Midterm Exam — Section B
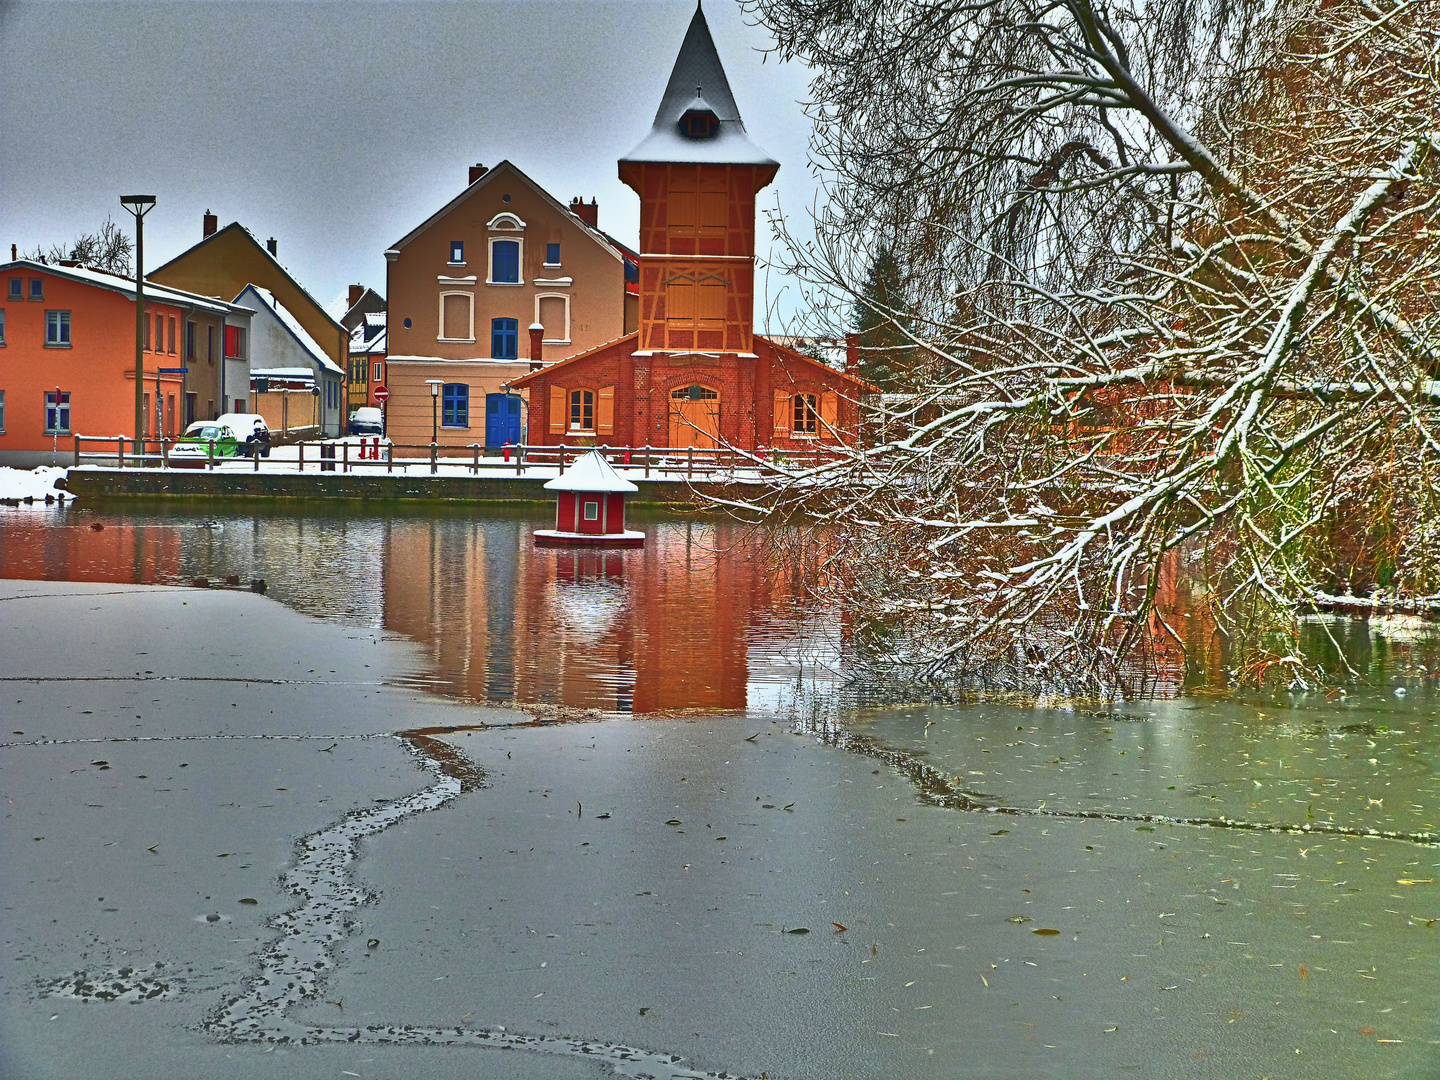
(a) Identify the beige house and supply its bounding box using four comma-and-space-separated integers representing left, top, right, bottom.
382, 160, 638, 449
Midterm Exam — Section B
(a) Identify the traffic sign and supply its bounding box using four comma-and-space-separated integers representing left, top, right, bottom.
372, 385, 390, 402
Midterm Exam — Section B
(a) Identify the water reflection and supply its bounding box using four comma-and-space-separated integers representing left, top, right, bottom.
0, 504, 841, 714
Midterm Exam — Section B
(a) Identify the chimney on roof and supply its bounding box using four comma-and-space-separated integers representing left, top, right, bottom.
267, 237, 278, 256
529, 323, 545, 370
846, 333, 860, 377
469, 163, 487, 186
569, 197, 599, 228
348, 284, 365, 309
10, 244, 15, 261
203, 210, 217, 238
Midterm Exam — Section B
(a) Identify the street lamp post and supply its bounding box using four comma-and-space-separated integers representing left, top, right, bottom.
426, 379, 444, 475
120, 196, 156, 459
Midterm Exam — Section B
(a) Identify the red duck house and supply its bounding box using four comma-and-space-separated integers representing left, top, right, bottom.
535, 450, 645, 548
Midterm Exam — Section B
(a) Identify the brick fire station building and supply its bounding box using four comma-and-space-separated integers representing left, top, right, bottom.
512, 3, 874, 450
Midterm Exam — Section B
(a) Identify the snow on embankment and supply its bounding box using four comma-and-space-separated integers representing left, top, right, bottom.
0, 466, 69, 501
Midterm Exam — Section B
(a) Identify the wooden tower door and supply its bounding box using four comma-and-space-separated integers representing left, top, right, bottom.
667, 384, 720, 449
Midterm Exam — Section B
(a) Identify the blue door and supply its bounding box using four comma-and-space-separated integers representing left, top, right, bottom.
485, 393, 523, 448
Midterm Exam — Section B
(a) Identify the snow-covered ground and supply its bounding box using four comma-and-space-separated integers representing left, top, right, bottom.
0, 466, 67, 500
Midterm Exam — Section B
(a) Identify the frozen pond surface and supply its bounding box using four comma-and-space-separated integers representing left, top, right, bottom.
0, 504, 1437, 1078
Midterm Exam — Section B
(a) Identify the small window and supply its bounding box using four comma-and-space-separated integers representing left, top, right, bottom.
583, 500, 599, 521
403, 317, 412, 329
373, 361, 383, 383
225, 325, 247, 359
168, 316, 176, 354
185, 321, 196, 359
492, 317, 518, 359
0, 390, 5, 432
545, 243, 560, 265
442, 383, 469, 427
450, 240, 465, 263
45, 310, 71, 346
0, 307, 5, 345
29, 278, 43, 301
569, 388, 594, 431
144, 314, 152, 351
6, 279, 20, 301
793, 393, 818, 434
490, 239, 521, 284
44, 390, 71, 434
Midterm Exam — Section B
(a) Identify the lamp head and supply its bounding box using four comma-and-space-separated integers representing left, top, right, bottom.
119, 195, 157, 217
426, 379, 444, 397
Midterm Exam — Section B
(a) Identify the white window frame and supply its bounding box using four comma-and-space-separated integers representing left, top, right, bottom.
487, 237, 524, 286
448, 240, 466, 265
535, 292, 571, 344
437, 290, 476, 343
373, 361, 383, 383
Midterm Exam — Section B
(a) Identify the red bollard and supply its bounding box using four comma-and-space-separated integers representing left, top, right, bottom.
503, 442, 511, 463
624, 449, 632, 465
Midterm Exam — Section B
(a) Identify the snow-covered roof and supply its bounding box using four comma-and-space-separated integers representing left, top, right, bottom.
237, 284, 344, 375
0, 259, 252, 317
544, 449, 639, 493
620, 3, 777, 167
363, 311, 387, 329
150, 223, 345, 339
384, 354, 531, 366
250, 367, 317, 384
349, 324, 387, 356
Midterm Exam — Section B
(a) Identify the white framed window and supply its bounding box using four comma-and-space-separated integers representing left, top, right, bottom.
46, 310, 71, 347
0, 390, 5, 432
535, 293, 570, 344
44, 390, 70, 434
0, 307, 6, 346
583, 500, 599, 521
438, 291, 475, 342
449, 240, 465, 264
373, 361, 383, 383
488, 237, 523, 285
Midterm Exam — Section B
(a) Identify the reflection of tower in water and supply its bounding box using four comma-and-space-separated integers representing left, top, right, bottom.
550, 550, 635, 712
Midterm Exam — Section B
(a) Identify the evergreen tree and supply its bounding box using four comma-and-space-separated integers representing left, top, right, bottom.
850, 246, 910, 391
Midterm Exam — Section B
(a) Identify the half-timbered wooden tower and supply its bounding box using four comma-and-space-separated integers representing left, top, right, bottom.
512, 2, 875, 451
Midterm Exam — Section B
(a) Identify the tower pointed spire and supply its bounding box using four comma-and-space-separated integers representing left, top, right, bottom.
620, 2, 776, 166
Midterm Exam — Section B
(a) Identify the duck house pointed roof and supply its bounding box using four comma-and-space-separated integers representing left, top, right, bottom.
620, 1, 777, 167
544, 450, 640, 493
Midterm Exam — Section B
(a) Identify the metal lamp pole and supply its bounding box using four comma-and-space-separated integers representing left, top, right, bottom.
426, 378, 444, 475
120, 195, 156, 460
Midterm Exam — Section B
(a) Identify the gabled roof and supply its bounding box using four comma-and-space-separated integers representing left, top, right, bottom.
388, 160, 628, 265
237, 284, 344, 375
509, 333, 639, 389
544, 449, 639, 493
620, 2, 777, 167
509, 331, 880, 395
0, 259, 252, 317
758, 334, 880, 394
341, 286, 385, 330
150, 222, 345, 337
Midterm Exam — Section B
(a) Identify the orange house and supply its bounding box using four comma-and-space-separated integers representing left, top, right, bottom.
512, 5, 875, 450
0, 260, 250, 466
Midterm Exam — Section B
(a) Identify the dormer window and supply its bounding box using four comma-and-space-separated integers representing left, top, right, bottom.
679, 108, 719, 139
678, 87, 720, 139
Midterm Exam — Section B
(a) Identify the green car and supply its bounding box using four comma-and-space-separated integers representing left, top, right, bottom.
170, 420, 244, 467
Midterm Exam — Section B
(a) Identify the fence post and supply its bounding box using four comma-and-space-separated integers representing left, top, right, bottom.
343, 441, 350, 475
516, 444, 524, 477
430, 441, 437, 475
298, 441, 304, 473
644, 444, 651, 478
207, 439, 215, 471
118, 436, 125, 471
473, 443, 479, 474
687, 446, 693, 478
387, 442, 394, 473
254, 441, 260, 471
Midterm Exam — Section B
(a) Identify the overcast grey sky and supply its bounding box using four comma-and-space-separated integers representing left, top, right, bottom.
0, 0, 820, 325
